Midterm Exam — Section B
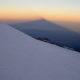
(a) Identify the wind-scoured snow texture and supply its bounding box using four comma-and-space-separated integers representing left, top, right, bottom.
0, 22, 80, 80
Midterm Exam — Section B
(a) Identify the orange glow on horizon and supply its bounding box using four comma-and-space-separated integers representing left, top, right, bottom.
0, 8, 80, 22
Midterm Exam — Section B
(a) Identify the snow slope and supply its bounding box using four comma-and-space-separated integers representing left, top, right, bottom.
0, 22, 80, 80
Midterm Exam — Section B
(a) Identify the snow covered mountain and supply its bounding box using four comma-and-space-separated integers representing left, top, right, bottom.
0, 22, 80, 80
11, 19, 80, 51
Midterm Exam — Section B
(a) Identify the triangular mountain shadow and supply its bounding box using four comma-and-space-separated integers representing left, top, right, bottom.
11, 19, 80, 52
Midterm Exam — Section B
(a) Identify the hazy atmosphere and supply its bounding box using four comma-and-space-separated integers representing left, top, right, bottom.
0, 0, 80, 32
0, 0, 80, 80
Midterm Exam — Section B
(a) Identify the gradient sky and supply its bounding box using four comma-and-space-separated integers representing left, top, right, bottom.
0, 0, 80, 32
0, 0, 80, 21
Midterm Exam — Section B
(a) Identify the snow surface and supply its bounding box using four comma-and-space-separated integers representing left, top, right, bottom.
0, 22, 80, 80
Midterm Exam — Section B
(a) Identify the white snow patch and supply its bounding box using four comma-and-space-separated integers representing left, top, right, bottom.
0, 22, 80, 80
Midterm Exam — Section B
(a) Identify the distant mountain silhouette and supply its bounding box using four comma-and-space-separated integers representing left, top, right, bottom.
11, 19, 80, 51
